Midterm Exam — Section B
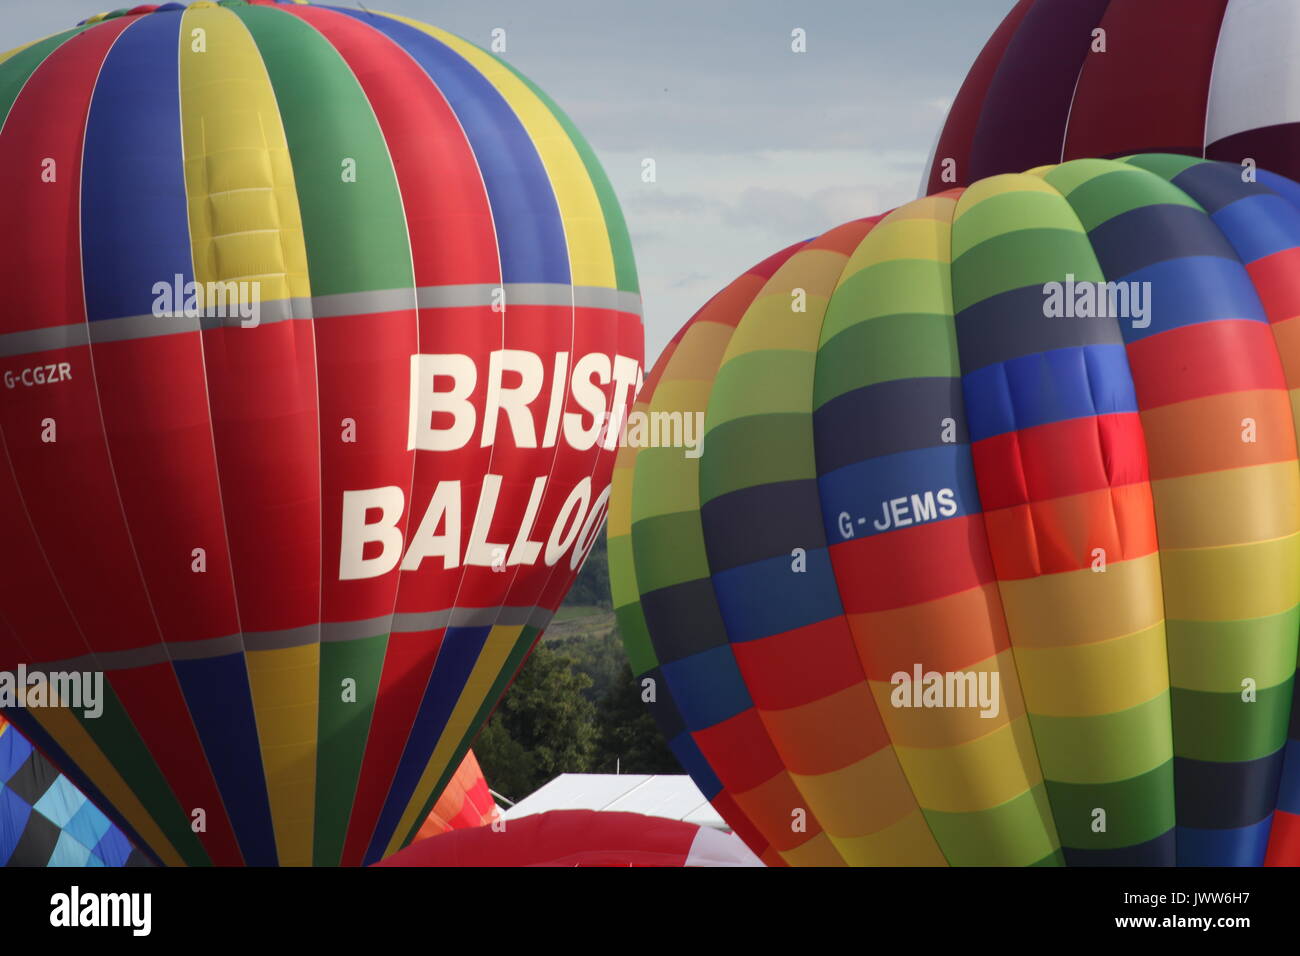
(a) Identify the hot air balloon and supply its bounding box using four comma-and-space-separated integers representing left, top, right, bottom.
925, 0, 1300, 194
1, 715, 148, 867
376, 809, 762, 867
610, 155, 1300, 866
416, 750, 501, 840
0, 0, 641, 866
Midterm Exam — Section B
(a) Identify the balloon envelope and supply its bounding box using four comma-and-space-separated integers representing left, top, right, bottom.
925, 0, 1300, 194
611, 156, 1300, 866
377, 809, 763, 867
0, 0, 640, 866
417, 750, 500, 839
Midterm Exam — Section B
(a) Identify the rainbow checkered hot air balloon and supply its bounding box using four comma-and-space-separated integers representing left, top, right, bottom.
611, 155, 1300, 867
0, 0, 641, 866
1, 716, 148, 867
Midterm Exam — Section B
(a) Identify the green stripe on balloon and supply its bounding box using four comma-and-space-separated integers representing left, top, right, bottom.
395, 623, 541, 851
232, 2, 415, 865
951, 173, 1177, 857
232, 3, 415, 297
496, 63, 639, 296
312, 633, 387, 866
1052, 156, 1299, 786
75, 683, 212, 865
0, 28, 88, 123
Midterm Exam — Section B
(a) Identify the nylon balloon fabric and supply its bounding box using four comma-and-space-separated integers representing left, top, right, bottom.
924, 0, 1300, 195
0, 0, 641, 866
376, 810, 763, 867
1, 716, 149, 867
416, 750, 500, 839
610, 156, 1300, 867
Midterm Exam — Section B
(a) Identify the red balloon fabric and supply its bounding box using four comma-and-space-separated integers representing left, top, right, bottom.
376, 810, 763, 867
417, 750, 500, 840
924, 0, 1300, 194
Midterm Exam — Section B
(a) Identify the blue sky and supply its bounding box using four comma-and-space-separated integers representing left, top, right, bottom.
5, 0, 1017, 360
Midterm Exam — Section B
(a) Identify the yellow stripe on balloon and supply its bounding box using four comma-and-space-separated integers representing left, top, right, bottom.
244, 643, 319, 866
1151, 462, 1300, 548
385, 623, 523, 856
378, 12, 616, 292
828, 808, 949, 866
950, 174, 1063, 258
787, 745, 920, 841
869, 648, 1026, 749
179, 2, 316, 865
1159, 531, 1300, 621
659, 321, 738, 381
179, 4, 310, 306
997, 553, 1164, 648
778, 831, 848, 866
1010, 622, 1169, 717
894, 714, 1044, 814
717, 251, 849, 363
844, 216, 954, 273
0, 38, 43, 66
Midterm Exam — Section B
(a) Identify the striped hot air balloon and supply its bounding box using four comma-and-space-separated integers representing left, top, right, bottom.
0, 0, 641, 866
924, 0, 1300, 195
611, 155, 1300, 867
416, 749, 500, 840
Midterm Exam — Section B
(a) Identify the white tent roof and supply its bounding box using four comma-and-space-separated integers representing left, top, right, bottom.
502, 774, 728, 830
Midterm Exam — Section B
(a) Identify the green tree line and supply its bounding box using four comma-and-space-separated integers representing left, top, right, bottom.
474, 536, 681, 801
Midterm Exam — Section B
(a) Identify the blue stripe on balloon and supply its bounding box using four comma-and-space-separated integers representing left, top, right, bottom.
668, 732, 723, 799
173, 654, 278, 865
1176, 818, 1274, 867
1168, 159, 1268, 214
80, 10, 191, 322
1210, 194, 1300, 264
710, 549, 843, 642
332, 8, 570, 285
1277, 740, 1300, 815
954, 284, 1126, 372
962, 344, 1138, 441
1257, 168, 1300, 214
1114, 256, 1266, 342
1060, 829, 1175, 866
660, 645, 753, 730
364, 624, 491, 865
816, 444, 981, 544
1088, 203, 1237, 279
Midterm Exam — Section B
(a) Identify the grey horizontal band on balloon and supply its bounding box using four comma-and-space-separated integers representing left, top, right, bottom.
0, 284, 642, 359
29, 604, 555, 672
